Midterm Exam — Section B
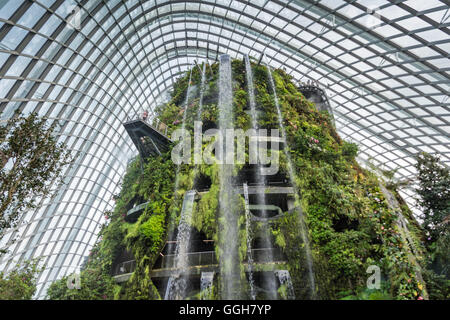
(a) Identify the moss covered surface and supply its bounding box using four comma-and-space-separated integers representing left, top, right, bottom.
47, 59, 429, 300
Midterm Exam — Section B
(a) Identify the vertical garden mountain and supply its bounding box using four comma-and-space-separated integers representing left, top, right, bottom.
47, 58, 431, 300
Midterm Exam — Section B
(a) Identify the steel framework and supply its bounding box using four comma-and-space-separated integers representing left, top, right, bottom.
0, 0, 448, 298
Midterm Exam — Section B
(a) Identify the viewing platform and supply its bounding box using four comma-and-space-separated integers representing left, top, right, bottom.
298, 82, 334, 120
112, 248, 287, 283
123, 115, 172, 159
234, 186, 294, 195
125, 201, 150, 223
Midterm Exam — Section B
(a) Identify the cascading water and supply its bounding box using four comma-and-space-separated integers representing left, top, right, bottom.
172, 68, 193, 193
197, 62, 207, 121
244, 54, 278, 299
164, 69, 194, 299
218, 54, 241, 299
200, 272, 215, 300
164, 277, 175, 300
245, 54, 258, 130
265, 56, 316, 298
164, 190, 196, 300
275, 270, 296, 300
243, 183, 256, 300
194, 62, 207, 167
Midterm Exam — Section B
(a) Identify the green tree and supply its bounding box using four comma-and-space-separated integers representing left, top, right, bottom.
415, 152, 449, 244
415, 152, 449, 299
0, 113, 71, 252
46, 266, 117, 300
0, 260, 41, 299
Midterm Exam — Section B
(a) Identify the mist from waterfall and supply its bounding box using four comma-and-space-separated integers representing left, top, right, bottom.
243, 183, 256, 300
265, 57, 316, 299
200, 272, 215, 300
244, 54, 278, 299
197, 62, 207, 122
275, 270, 296, 300
218, 54, 242, 299
164, 190, 196, 300
164, 69, 194, 299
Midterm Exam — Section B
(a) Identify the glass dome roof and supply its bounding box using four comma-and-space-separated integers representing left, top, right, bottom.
0, 0, 448, 298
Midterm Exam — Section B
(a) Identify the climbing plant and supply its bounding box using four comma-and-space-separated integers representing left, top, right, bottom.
46, 59, 440, 300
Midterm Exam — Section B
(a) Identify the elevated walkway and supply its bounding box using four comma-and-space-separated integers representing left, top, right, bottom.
112, 248, 287, 283
123, 116, 172, 159
152, 248, 286, 278
125, 201, 150, 223
235, 186, 294, 195
298, 83, 334, 123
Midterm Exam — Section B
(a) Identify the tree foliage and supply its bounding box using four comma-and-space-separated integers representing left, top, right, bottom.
0, 260, 41, 299
415, 152, 449, 297
46, 266, 117, 300
415, 152, 449, 243
0, 113, 71, 250
46, 60, 441, 300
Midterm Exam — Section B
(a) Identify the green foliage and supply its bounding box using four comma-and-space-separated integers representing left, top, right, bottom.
414, 152, 449, 298
47, 266, 116, 300
255, 63, 430, 300
45, 59, 439, 301
338, 282, 392, 300
422, 268, 450, 300
192, 183, 219, 238
0, 113, 71, 251
0, 260, 41, 300
47, 152, 176, 300
272, 227, 286, 249
138, 213, 165, 254
341, 141, 358, 159
415, 152, 449, 244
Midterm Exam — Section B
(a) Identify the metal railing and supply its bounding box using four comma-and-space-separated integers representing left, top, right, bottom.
124, 112, 169, 137
157, 248, 286, 269
114, 248, 286, 275
252, 248, 285, 262
113, 259, 136, 276
160, 251, 217, 269
126, 201, 150, 218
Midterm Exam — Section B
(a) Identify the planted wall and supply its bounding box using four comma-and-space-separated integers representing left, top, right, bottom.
47, 59, 428, 300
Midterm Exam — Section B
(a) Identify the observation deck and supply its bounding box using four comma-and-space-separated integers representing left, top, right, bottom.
112, 248, 287, 283
125, 201, 150, 223
298, 82, 334, 123
123, 115, 172, 159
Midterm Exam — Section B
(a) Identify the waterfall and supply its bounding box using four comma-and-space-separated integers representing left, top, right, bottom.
193, 63, 207, 168
378, 183, 429, 299
164, 276, 175, 300
164, 190, 196, 300
243, 183, 256, 300
218, 54, 241, 299
265, 57, 316, 299
275, 270, 296, 300
172, 68, 193, 192
197, 62, 207, 122
200, 272, 215, 300
163, 68, 195, 297
244, 54, 278, 299
244, 54, 258, 130
166, 68, 194, 264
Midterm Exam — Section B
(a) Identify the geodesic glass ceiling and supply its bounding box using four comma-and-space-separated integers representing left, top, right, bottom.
0, 0, 448, 298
